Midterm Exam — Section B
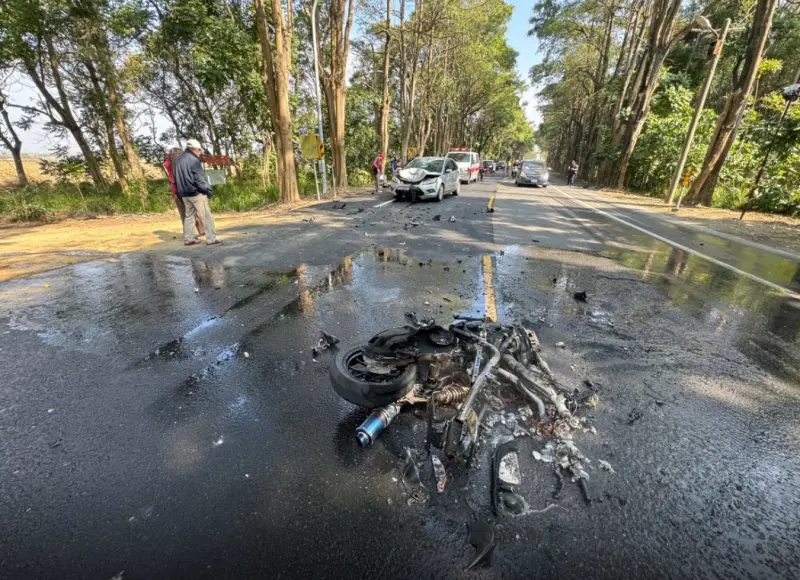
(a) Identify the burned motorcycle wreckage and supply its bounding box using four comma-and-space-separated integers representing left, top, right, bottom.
329, 312, 573, 458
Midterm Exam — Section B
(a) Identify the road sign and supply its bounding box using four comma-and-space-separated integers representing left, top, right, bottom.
682, 166, 692, 187
301, 135, 323, 160
200, 155, 233, 166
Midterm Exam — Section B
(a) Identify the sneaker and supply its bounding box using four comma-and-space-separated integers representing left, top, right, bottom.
184, 240, 201, 246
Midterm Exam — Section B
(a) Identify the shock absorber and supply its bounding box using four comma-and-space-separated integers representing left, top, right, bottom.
434, 385, 469, 405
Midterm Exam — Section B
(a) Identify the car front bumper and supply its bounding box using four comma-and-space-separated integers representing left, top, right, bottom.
517, 174, 548, 185
393, 183, 439, 200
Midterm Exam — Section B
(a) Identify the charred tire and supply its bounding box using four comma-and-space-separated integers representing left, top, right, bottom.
330, 345, 417, 408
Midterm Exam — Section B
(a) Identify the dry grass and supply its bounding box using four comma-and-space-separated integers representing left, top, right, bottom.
0, 157, 51, 186
0, 156, 163, 187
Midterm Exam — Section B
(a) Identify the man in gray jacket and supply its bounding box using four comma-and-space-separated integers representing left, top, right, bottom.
173, 139, 221, 246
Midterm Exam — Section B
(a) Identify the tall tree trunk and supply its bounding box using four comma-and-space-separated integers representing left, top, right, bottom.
684, 0, 779, 206
317, 0, 355, 187
378, 0, 391, 171
22, 37, 107, 188
0, 93, 28, 187
613, 0, 689, 189
254, 0, 299, 202
85, 60, 128, 189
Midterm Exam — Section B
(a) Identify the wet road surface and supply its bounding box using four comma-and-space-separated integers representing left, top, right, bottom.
2, 175, 800, 579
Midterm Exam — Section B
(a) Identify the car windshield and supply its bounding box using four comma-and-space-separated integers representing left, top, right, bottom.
523, 161, 545, 171
406, 157, 444, 173
447, 153, 471, 162
483, 161, 493, 167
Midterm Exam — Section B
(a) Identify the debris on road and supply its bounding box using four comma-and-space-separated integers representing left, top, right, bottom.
302, 216, 316, 223
599, 459, 615, 473
431, 455, 447, 492
449, 216, 456, 222
432, 214, 441, 221
319, 330, 340, 350
573, 291, 588, 302
465, 519, 496, 570
555, 341, 565, 348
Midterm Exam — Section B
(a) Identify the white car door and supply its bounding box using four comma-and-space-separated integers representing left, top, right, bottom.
447, 160, 457, 192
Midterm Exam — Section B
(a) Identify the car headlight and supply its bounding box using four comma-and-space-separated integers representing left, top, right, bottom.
420, 177, 438, 185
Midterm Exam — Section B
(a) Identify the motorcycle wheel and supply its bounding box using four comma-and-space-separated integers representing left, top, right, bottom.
329, 345, 417, 408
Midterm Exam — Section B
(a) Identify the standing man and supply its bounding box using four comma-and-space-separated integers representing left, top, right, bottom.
372, 152, 385, 194
567, 159, 579, 186
391, 155, 399, 174
174, 139, 221, 246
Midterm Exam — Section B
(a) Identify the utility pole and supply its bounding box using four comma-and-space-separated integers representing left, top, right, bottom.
666, 18, 731, 206
739, 64, 800, 220
311, 0, 328, 197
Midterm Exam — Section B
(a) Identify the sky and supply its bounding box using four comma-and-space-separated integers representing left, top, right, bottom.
506, 0, 544, 128
5, 0, 543, 155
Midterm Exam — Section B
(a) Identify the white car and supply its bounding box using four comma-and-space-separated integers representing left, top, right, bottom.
391, 157, 460, 202
446, 150, 481, 184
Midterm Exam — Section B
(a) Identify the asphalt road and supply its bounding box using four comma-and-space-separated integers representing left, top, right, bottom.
2, 174, 799, 579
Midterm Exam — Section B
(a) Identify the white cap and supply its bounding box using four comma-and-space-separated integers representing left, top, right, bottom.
186, 139, 202, 149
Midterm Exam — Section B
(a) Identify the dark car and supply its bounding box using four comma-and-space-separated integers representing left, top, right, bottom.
515, 160, 549, 187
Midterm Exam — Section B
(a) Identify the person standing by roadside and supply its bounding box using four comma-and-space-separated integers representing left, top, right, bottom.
391, 155, 399, 174
567, 159, 579, 186
174, 139, 221, 246
163, 147, 205, 238
372, 152, 385, 194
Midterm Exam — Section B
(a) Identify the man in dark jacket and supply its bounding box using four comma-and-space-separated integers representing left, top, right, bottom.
173, 139, 221, 246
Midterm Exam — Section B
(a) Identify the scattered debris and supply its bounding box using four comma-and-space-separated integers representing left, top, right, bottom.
532, 239, 540, 243
432, 214, 441, 221
498, 448, 522, 486
627, 409, 643, 424
465, 519, 495, 570
243, 351, 250, 359
405, 217, 423, 230
555, 341, 565, 348
333, 202, 347, 209
302, 216, 316, 223
398, 447, 428, 505
193, 287, 200, 293
449, 216, 456, 222
49, 438, 62, 448
599, 460, 616, 473
319, 330, 340, 350
431, 455, 447, 492
108, 572, 125, 580
573, 291, 588, 302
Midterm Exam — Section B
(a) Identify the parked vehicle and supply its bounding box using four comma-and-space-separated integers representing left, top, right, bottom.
496, 161, 506, 171
515, 160, 549, 187
482, 160, 495, 174
390, 157, 460, 202
446, 149, 481, 184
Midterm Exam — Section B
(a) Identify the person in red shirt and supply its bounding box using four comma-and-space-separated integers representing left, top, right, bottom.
163, 147, 205, 237
372, 153, 385, 194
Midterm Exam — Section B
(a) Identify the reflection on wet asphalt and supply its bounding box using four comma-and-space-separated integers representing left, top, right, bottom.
1, 235, 800, 578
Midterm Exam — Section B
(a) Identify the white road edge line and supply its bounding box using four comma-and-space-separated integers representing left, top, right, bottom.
550, 184, 800, 299
374, 198, 394, 208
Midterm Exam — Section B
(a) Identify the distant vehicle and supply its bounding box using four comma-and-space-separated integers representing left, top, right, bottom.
390, 156, 460, 202
482, 160, 495, 173
446, 149, 481, 183
515, 160, 549, 187
497, 161, 506, 170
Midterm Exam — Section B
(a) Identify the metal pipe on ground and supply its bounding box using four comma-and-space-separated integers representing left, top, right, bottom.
502, 354, 570, 417
496, 368, 546, 420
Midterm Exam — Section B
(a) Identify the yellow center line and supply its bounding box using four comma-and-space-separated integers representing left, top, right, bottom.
481, 255, 498, 322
